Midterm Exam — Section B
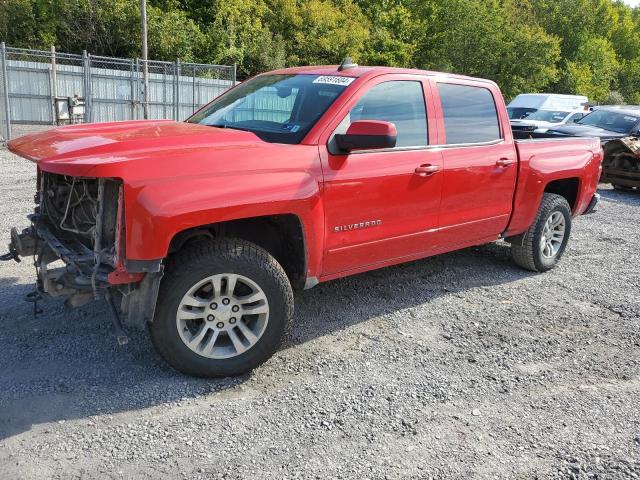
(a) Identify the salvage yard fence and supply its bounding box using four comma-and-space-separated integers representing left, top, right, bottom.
0, 43, 236, 141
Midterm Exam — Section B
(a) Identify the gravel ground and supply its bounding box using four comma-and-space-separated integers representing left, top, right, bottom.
1, 127, 639, 479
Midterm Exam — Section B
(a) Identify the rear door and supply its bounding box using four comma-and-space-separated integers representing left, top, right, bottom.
318, 75, 443, 275
431, 80, 518, 245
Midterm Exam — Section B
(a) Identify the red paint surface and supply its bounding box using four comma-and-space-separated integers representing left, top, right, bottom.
8, 66, 601, 285
345, 120, 397, 137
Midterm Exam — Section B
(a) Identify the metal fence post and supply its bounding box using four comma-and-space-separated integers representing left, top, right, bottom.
232, 63, 237, 86
50, 46, 57, 125
0, 42, 11, 140
175, 58, 181, 121
191, 65, 196, 113
130, 59, 136, 120
83, 50, 92, 123
135, 58, 141, 120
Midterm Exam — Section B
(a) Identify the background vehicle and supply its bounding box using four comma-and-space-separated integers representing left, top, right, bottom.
510, 108, 586, 134
5, 64, 602, 377
515, 106, 640, 190
507, 94, 588, 120
544, 107, 640, 142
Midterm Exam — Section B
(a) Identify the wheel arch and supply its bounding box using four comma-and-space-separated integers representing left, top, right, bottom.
167, 214, 309, 290
543, 177, 580, 212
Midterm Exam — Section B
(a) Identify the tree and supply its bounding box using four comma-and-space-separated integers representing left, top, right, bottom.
412, 0, 560, 98
1, 0, 640, 100
355, 0, 425, 67
560, 37, 619, 102
147, 5, 205, 62
267, 0, 370, 67
618, 59, 640, 104
204, 0, 286, 77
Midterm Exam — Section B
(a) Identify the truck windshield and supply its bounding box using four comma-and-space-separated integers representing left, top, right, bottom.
188, 74, 353, 144
525, 110, 570, 122
577, 110, 640, 134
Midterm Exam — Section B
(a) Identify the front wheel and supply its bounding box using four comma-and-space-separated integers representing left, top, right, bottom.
150, 238, 294, 377
510, 193, 572, 272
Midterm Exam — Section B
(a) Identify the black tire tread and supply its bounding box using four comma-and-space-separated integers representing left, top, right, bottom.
511, 193, 571, 272
151, 237, 293, 377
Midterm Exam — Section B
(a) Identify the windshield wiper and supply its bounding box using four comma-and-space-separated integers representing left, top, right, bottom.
208, 123, 253, 133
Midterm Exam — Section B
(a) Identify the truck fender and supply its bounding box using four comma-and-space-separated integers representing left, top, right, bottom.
122, 171, 325, 280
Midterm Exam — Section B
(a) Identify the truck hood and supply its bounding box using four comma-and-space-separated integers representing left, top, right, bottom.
545, 124, 628, 142
7, 120, 278, 177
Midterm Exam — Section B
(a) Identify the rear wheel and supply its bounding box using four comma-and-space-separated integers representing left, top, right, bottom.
151, 238, 293, 377
510, 193, 572, 272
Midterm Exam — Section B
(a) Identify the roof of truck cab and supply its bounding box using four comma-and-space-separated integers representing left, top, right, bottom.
265, 65, 498, 86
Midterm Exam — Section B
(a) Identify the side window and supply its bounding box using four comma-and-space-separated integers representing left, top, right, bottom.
437, 83, 501, 144
342, 81, 428, 148
567, 112, 584, 123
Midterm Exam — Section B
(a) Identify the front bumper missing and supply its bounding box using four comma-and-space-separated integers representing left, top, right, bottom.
5, 218, 163, 328
7, 219, 112, 299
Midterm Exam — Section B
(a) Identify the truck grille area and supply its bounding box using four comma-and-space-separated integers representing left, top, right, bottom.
40, 172, 121, 266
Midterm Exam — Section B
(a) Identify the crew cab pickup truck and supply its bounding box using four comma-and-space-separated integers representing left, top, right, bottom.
4, 63, 602, 377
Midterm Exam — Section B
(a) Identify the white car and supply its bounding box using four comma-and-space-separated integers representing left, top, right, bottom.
507, 93, 588, 120
510, 108, 588, 134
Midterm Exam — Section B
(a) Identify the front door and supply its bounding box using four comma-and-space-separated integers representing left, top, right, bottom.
319, 76, 443, 276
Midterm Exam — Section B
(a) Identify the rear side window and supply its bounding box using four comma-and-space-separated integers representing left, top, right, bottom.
348, 81, 428, 148
437, 83, 501, 144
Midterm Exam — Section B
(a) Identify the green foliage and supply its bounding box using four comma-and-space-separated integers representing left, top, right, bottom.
413, 0, 560, 98
147, 5, 205, 62
3, 0, 640, 103
604, 90, 625, 105
619, 60, 640, 104
560, 37, 619, 102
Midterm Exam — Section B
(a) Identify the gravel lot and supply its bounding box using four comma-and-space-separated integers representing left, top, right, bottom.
1, 127, 639, 479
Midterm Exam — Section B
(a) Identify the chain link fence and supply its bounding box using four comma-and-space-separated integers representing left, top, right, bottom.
0, 43, 236, 141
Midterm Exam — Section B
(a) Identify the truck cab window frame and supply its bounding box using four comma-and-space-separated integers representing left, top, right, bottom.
437, 83, 502, 145
329, 80, 429, 154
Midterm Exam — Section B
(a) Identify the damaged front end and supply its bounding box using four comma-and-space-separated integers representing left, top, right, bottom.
602, 137, 640, 189
4, 171, 162, 343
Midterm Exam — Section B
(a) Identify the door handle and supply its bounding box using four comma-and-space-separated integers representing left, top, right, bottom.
496, 158, 516, 167
414, 164, 440, 176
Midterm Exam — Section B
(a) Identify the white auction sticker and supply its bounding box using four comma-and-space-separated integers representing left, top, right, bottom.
312, 76, 356, 86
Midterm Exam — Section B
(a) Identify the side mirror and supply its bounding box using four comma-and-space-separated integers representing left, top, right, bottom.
334, 120, 397, 152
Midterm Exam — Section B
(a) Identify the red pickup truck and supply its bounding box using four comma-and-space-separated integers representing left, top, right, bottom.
5, 63, 601, 377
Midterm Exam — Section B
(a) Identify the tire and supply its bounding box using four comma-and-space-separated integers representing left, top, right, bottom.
612, 183, 634, 191
150, 238, 294, 377
510, 193, 572, 273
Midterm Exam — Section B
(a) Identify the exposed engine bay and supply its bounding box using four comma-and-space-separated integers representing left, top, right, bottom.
2, 172, 125, 319
4, 171, 163, 341
41, 172, 120, 260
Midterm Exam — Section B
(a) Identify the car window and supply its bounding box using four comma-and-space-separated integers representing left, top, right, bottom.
339, 81, 428, 148
438, 83, 501, 144
576, 110, 640, 134
566, 112, 584, 123
526, 110, 570, 122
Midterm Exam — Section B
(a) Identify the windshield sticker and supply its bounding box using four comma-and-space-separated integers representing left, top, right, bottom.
281, 123, 301, 133
313, 76, 355, 86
